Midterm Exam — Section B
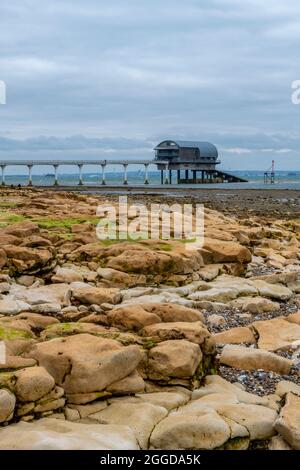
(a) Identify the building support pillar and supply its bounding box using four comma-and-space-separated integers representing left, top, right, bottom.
1, 165, 6, 186
201, 170, 204, 183
123, 164, 128, 185
164, 164, 169, 184
144, 164, 149, 184
160, 170, 164, 185
101, 164, 106, 185
53, 165, 59, 186
192, 170, 196, 182
28, 165, 33, 186
177, 170, 180, 184
78, 164, 83, 186
169, 169, 172, 184
185, 169, 189, 181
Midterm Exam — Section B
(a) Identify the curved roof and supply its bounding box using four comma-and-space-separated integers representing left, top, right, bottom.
155, 140, 218, 159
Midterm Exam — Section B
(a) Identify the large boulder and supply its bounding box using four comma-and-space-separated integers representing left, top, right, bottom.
26, 334, 143, 396
147, 340, 202, 381
3, 245, 54, 275
203, 239, 251, 264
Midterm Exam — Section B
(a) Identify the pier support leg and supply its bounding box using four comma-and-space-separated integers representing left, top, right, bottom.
123, 164, 128, 185
78, 164, 83, 186
201, 171, 204, 183
101, 164, 106, 185
160, 170, 164, 185
177, 170, 180, 184
185, 169, 189, 182
54, 165, 59, 186
144, 164, 149, 184
1, 165, 6, 186
165, 165, 169, 184
169, 170, 172, 184
28, 165, 33, 186
192, 170, 196, 182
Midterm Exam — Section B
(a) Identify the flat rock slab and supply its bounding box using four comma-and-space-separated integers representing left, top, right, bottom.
0, 418, 139, 450
88, 401, 167, 449
220, 344, 292, 374
252, 317, 300, 351
213, 327, 256, 345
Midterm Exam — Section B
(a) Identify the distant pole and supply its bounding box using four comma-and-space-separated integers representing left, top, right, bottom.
1, 165, 6, 186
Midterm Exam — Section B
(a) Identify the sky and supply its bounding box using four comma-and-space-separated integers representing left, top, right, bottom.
0, 0, 300, 170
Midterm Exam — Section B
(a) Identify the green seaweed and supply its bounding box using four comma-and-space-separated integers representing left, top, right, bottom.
0, 325, 32, 340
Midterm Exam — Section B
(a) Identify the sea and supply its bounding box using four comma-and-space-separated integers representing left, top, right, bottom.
2, 170, 300, 190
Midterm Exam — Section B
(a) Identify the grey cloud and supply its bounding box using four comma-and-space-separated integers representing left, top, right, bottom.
0, 0, 299, 169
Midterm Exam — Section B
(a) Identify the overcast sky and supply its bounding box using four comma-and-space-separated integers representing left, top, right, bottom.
0, 0, 300, 170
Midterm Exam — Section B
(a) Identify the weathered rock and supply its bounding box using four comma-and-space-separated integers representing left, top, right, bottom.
252, 317, 300, 351
0, 248, 8, 268
141, 321, 210, 345
72, 287, 121, 306
203, 239, 251, 264
286, 311, 300, 325
3, 245, 54, 275
269, 435, 292, 450
141, 303, 205, 323
220, 345, 292, 374
217, 403, 277, 440
15, 366, 55, 402
134, 391, 189, 411
106, 305, 161, 331
17, 284, 71, 307
214, 327, 256, 345
275, 380, 300, 397
207, 314, 226, 327
26, 334, 143, 395
150, 410, 230, 450
251, 280, 293, 301
106, 371, 145, 395
90, 402, 167, 449
0, 418, 139, 449
275, 393, 300, 449
0, 299, 31, 316
51, 267, 84, 284
147, 340, 202, 381
231, 296, 280, 314
0, 389, 16, 423
192, 376, 270, 407
14, 312, 59, 330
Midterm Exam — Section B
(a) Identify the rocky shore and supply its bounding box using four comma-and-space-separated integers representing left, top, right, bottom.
0, 187, 299, 450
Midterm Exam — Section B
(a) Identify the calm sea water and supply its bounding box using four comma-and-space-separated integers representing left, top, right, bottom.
3, 170, 300, 190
